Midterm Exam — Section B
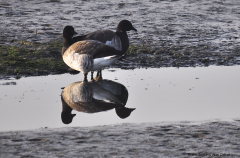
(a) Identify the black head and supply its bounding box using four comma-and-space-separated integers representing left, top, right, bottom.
61, 112, 76, 124
61, 94, 76, 124
63, 25, 78, 38
115, 107, 136, 119
117, 20, 137, 32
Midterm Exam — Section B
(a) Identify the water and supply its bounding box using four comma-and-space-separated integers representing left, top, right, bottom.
0, 66, 240, 131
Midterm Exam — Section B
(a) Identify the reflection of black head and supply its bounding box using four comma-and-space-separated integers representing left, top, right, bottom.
61, 112, 76, 124
115, 107, 135, 119
61, 95, 76, 124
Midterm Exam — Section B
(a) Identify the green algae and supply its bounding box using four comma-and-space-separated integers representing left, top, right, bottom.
0, 40, 157, 77
126, 45, 154, 54
0, 43, 69, 77
1, 39, 236, 78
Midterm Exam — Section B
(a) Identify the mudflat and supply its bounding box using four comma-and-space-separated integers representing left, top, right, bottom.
1, 121, 240, 157
1, 0, 240, 77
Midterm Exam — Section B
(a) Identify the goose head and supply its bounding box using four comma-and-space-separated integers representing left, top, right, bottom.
115, 107, 136, 119
116, 20, 137, 32
63, 25, 78, 39
62, 26, 78, 55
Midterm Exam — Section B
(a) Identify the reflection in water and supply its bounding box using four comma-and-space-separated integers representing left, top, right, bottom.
61, 76, 135, 124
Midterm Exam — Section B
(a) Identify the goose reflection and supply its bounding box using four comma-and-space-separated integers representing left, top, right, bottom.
61, 76, 135, 124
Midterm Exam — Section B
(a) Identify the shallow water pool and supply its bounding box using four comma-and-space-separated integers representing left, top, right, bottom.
0, 66, 240, 131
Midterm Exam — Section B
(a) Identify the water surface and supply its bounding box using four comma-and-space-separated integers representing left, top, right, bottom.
0, 66, 240, 131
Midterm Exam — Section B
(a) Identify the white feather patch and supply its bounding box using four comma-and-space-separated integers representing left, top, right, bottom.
105, 36, 122, 51
91, 55, 122, 71
91, 84, 122, 104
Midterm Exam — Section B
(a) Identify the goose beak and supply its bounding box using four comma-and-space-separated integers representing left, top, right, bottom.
72, 113, 76, 117
132, 27, 137, 32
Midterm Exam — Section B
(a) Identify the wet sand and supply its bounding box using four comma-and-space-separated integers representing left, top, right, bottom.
1, 120, 240, 157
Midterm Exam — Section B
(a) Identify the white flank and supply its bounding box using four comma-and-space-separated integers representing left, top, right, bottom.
92, 84, 122, 105
91, 55, 122, 71
63, 49, 93, 74
98, 80, 122, 95
105, 36, 122, 51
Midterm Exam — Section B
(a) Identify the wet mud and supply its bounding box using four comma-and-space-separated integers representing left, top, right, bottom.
1, 121, 240, 157
1, 0, 240, 77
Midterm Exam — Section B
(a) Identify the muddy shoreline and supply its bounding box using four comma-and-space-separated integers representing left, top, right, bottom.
1, 0, 240, 79
1, 120, 240, 157
1, 36, 240, 80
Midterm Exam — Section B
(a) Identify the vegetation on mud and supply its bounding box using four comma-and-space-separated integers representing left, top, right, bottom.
0, 41, 69, 77
0, 41, 156, 77
1, 39, 240, 78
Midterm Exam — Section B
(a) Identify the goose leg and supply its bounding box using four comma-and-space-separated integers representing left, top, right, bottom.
91, 71, 94, 80
96, 70, 102, 77
84, 73, 88, 82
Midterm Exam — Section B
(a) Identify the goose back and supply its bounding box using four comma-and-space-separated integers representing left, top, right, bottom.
73, 30, 123, 51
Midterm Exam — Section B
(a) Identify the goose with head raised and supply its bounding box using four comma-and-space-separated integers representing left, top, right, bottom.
73, 20, 137, 52
73, 20, 137, 78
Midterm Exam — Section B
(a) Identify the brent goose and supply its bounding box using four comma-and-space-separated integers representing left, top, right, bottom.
62, 26, 124, 81
61, 77, 135, 124
73, 20, 137, 52
73, 20, 137, 78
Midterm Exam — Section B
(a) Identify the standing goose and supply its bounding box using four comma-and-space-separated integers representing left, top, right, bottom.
73, 20, 137, 52
62, 26, 124, 81
73, 20, 137, 78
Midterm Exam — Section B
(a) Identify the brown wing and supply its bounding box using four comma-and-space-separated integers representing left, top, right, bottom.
68, 40, 124, 59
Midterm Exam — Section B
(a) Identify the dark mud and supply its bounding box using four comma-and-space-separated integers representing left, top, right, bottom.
1, 0, 240, 78
1, 121, 240, 157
